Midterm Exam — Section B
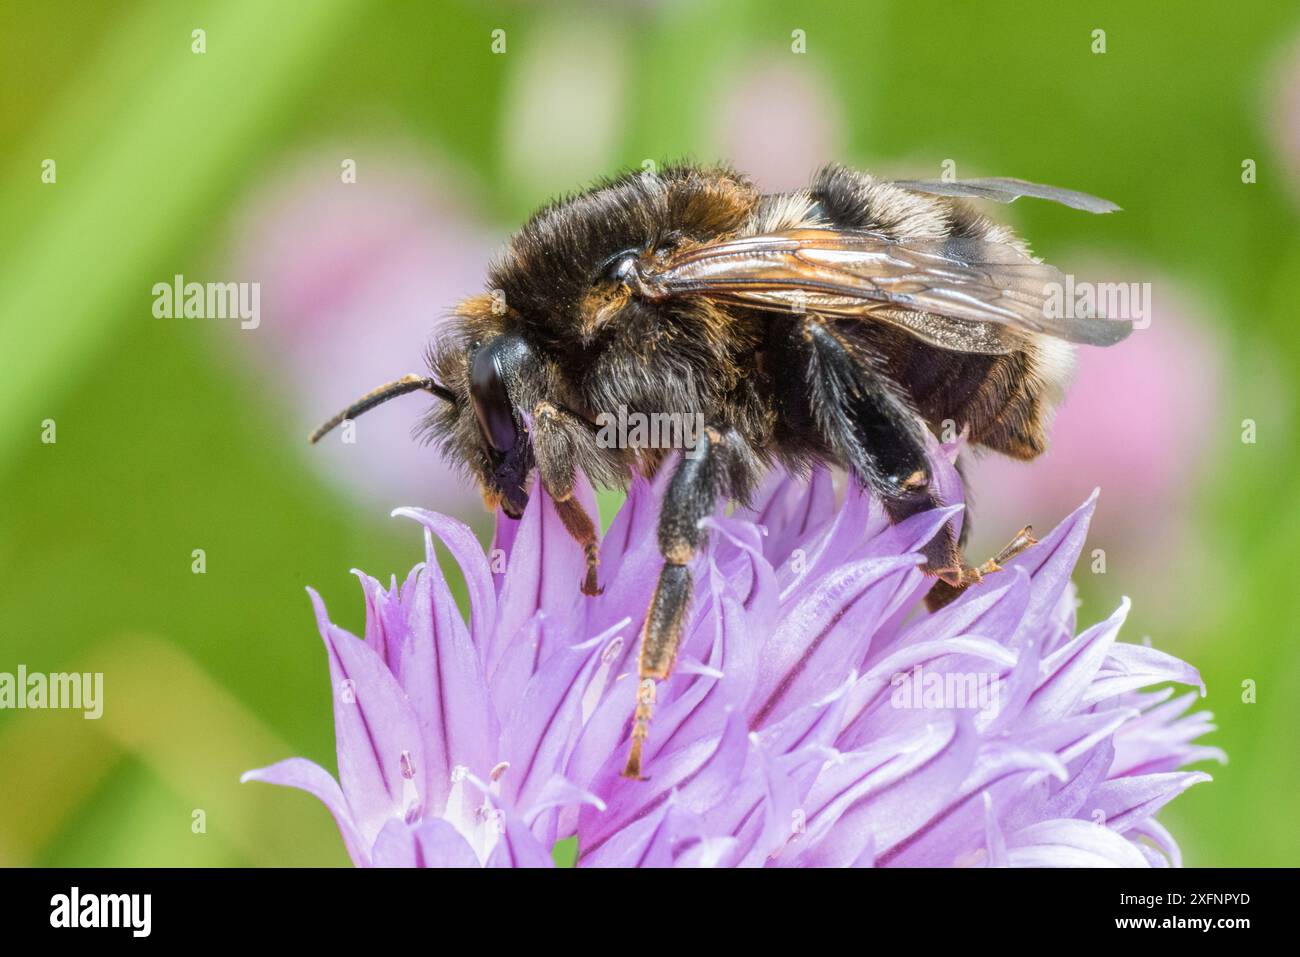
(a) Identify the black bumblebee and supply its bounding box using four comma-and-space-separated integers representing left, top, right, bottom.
311, 163, 1131, 778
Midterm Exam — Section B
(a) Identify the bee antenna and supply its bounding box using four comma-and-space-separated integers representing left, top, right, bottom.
308, 374, 455, 444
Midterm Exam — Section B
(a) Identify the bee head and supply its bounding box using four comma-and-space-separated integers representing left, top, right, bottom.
418, 164, 762, 515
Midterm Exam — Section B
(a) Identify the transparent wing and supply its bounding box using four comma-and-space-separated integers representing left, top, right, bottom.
638, 229, 1132, 349
891, 177, 1120, 214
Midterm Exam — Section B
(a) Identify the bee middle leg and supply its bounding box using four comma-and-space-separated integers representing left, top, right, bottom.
622, 425, 732, 780
531, 400, 603, 596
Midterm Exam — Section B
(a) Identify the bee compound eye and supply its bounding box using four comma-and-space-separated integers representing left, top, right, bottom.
599, 249, 640, 286
469, 342, 519, 453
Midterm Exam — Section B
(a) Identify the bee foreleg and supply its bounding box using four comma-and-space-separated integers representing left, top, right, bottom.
623, 426, 729, 780
532, 400, 603, 596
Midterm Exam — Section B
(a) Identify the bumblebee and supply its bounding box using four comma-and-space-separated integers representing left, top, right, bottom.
311, 163, 1130, 778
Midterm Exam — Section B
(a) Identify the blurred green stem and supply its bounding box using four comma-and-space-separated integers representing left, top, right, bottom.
0, 0, 359, 471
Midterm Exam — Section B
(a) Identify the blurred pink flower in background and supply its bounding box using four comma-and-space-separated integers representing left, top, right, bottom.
714, 59, 843, 193
498, 17, 624, 200
1272, 33, 1300, 204
228, 149, 496, 516
965, 272, 1223, 614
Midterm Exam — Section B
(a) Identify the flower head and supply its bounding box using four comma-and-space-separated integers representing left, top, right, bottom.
244, 442, 1221, 867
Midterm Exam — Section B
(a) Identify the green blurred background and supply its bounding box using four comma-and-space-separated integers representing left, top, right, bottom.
1, 0, 1297, 867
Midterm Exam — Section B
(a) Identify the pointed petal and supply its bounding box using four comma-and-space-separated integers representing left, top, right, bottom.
599, 469, 672, 586
486, 816, 556, 868
581, 798, 714, 868
350, 570, 402, 669
1021, 598, 1129, 727
521, 773, 606, 824
800, 715, 979, 867
1128, 817, 1183, 867
492, 480, 596, 669
1005, 818, 1150, 867
895, 567, 1030, 650
393, 507, 498, 653
1018, 708, 1136, 767
737, 467, 837, 568
578, 712, 750, 863
880, 737, 1070, 867
1089, 771, 1213, 833
309, 588, 427, 845
1111, 693, 1226, 776
241, 757, 371, 867
1083, 641, 1205, 705
371, 816, 483, 868
490, 509, 521, 595
837, 634, 1017, 749
499, 622, 626, 817
751, 554, 920, 729
983, 791, 1008, 867
675, 835, 740, 867
778, 482, 889, 602
398, 530, 496, 808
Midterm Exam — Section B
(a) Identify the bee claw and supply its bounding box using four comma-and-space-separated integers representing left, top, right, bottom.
969, 530, 1038, 581
987, 524, 1037, 570
928, 524, 1038, 592
933, 565, 967, 588
621, 739, 647, 780
581, 549, 602, 596
621, 678, 657, 780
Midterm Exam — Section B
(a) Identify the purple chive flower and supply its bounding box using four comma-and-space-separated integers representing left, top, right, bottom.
1273, 33, 1300, 205
243, 439, 1221, 867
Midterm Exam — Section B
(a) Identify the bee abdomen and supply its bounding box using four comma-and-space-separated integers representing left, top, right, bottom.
863, 324, 1052, 461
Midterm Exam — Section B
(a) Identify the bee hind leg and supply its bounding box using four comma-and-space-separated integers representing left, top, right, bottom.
623, 426, 730, 780
792, 320, 1008, 611
924, 525, 1038, 609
